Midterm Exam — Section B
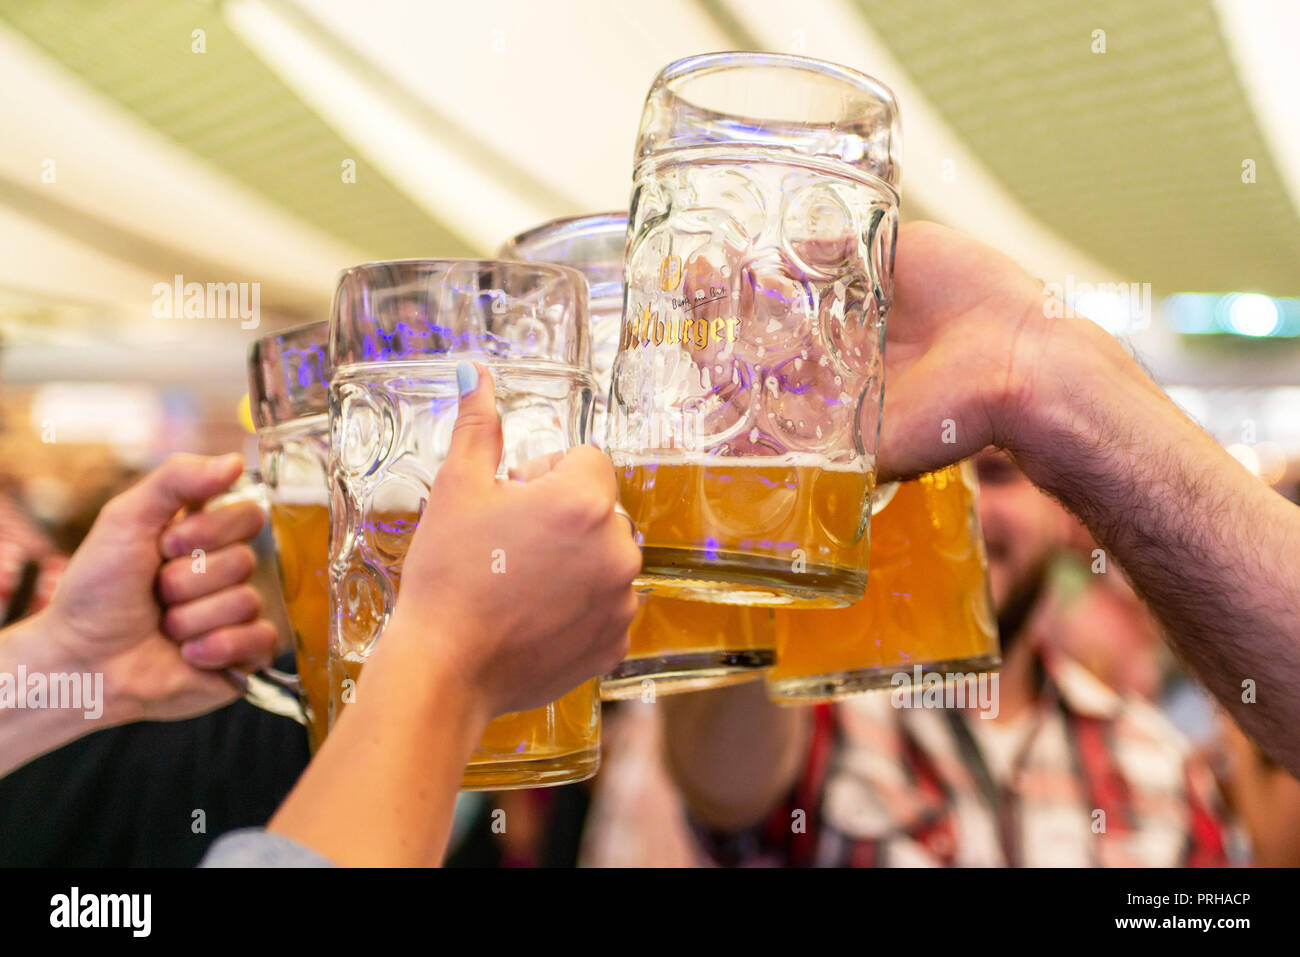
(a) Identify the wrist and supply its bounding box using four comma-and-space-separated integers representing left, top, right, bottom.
358, 617, 493, 748
4, 609, 72, 673
267, 617, 491, 866
0, 611, 126, 774
1002, 307, 1169, 491
32, 606, 142, 726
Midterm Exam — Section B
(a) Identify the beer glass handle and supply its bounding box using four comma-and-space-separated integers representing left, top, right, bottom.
871, 481, 900, 515
226, 666, 307, 725
204, 468, 309, 725
612, 501, 641, 544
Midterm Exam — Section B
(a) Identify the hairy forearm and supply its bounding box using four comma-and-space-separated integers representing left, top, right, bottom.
660, 680, 811, 830
1015, 317, 1300, 774
268, 624, 488, 866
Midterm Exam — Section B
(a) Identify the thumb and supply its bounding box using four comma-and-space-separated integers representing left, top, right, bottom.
442, 361, 503, 485
112, 453, 246, 532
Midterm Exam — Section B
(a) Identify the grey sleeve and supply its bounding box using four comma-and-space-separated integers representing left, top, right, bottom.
199, 828, 337, 868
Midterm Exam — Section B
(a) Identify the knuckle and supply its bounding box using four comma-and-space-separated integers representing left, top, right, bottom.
612, 541, 643, 585
229, 544, 257, 579
429, 468, 470, 503
222, 504, 264, 543
170, 513, 204, 547
198, 629, 231, 661
230, 500, 265, 532
161, 452, 198, 484
240, 622, 276, 664
554, 487, 607, 528
161, 606, 186, 638
620, 589, 641, 621
564, 445, 601, 468
254, 620, 278, 652
157, 565, 185, 603
573, 446, 615, 481
234, 585, 262, 618
614, 593, 640, 633
598, 630, 632, 675
450, 410, 497, 440
97, 493, 132, 526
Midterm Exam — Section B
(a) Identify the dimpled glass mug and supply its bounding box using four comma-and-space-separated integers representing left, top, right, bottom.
499, 212, 625, 445
327, 260, 601, 790
247, 321, 333, 752
501, 213, 775, 698
608, 52, 901, 609
767, 462, 1001, 703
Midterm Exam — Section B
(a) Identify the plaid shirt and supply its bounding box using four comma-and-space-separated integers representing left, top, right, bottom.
699, 649, 1229, 867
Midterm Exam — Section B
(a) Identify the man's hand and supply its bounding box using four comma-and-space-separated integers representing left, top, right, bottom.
41, 453, 277, 724
877, 221, 1300, 777
880, 221, 1093, 480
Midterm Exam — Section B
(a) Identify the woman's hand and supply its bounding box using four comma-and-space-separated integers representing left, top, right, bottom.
268, 362, 639, 866
378, 361, 639, 718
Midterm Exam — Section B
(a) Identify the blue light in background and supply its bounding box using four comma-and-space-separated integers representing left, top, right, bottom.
1163, 293, 1300, 337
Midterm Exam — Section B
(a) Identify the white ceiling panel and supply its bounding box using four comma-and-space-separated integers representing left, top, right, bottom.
0, 20, 366, 305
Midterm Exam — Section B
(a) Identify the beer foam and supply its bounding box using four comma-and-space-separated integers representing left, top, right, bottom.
270, 486, 329, 507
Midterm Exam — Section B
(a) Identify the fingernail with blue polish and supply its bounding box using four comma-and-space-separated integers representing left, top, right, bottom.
456, 360, 478, 397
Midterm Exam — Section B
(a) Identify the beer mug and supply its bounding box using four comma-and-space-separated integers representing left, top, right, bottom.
609, 52, 900, 608
767, 462, 1001, 703
499, 212, 625, 443
501, 213, 775, 698
247, 321, 332, 752
328, 259, 601, 790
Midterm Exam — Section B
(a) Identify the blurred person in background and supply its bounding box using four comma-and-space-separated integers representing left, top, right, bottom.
1217, 716, 1300, 867
0, 441, 76, 625
1034, 495, 1298, 869
660, 452, 1231, 867
0, 477, 65, 626
577, 698, 706, 868
1028, 553, 1165, 703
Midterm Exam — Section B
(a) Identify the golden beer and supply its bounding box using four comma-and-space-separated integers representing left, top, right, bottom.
249, 321, 334, 745
332, 658, 598, 789
601, 596, 774, 700
330, 509, 600, 790
767, 462, 999, 702
266, 500, 331, 751
503, 212, 784, 693
617, 456, 872, 607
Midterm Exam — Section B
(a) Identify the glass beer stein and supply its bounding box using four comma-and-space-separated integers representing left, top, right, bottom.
767, 462, 1001, 702
501, 212, 775, 698
608, 52, 901, 608
499, 212, 625, 444
328, 260, 601, 790
248, 321, 333, 752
